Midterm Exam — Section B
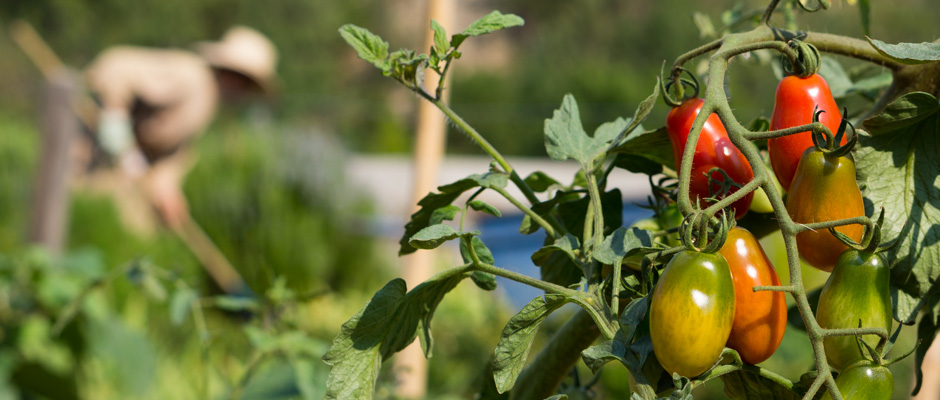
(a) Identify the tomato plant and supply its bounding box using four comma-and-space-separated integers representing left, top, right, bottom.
820, 361, 894, 400
666, 98, 753, 219
719, 226, 786, 365
330, 2, 940, 399
649, 250, 735, 378
768, 73, 845, 191
816, 249, 892, 371
786, 147, 865, 271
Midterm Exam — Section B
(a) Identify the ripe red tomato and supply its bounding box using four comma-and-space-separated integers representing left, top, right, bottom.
768, 74, 845, 191
786, 148, 864, 271
650, 250, 735, 377
666, 98, 753, 219
718, 227, 786, 365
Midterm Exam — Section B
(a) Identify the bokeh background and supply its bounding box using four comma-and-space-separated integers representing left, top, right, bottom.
0, 0, 938, 398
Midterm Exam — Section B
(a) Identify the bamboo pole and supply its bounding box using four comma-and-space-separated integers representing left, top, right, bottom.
393, 1, 455, 398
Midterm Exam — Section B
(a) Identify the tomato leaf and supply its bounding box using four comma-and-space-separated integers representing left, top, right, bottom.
400, 172, 508, 255
857, 91, 940, 394
468, 200, 501, 218
430, 205, 461, 225
523, 171, 561, 193
857, 92, 940, 321
430, 19, 448, 57
866, 37, 940, 65
409, 224, 465, 250
593, 227, 657, 265
492, 294, 568, 393
544, 94, 625, 166
459, 237, 498, 291
720, 366, 800, 400
451, 11, 524, 49
338, 24, 390, 71
531, 234, 580, 268
323, 269, 471, 399
609, 127, 675, 168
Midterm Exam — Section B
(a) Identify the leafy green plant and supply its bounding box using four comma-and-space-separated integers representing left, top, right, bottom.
330, 1, 940, 399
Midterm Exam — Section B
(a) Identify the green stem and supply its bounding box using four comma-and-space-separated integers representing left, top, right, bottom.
585, 162, 605, 253
794, 216, 872, 234
492, 187, 557, 238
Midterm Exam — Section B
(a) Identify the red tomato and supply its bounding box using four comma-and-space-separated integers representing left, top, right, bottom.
768, 74, 845, 191
718, 227, 787, 364
666, 98, 753, 219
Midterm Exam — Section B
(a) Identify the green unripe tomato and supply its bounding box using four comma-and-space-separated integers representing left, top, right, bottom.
820, 361, 894, 400
816, 249, 892, 371
650, 250, 735, 377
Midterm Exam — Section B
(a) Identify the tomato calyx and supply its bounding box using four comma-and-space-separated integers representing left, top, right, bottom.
661, 65, 700, 107
848, 320, 919, 369
782, 40, 821, 78
810, 106, 858, 157
678, 210, 731, 253
827, 208, 898, 256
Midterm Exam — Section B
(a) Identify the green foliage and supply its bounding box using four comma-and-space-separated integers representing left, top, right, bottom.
867, 38, 940, 65
399, 172, 508, 255
856, 91, 940, 393
492, 294, 568, 393
323, 269, 471, 398
720, 367, 801, 400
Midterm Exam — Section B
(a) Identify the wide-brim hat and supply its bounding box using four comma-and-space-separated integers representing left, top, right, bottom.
195, 26, 278, 94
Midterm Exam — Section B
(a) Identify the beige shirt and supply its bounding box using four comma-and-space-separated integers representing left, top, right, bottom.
85, 46, 219, 162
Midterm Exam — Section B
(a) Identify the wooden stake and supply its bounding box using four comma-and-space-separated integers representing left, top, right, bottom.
394, 1, 455, 398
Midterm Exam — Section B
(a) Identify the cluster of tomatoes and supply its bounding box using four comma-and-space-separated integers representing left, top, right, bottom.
647, 71, 894, 397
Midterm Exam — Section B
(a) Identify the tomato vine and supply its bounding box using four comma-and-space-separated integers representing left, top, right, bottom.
329, 2, 940, 400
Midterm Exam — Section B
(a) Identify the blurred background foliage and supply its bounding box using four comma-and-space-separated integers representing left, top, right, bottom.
0, 0, 937, 398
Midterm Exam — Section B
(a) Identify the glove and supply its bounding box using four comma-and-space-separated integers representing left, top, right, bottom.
97, 109, 134, 156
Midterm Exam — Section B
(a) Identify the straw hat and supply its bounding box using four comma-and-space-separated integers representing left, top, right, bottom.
195, 26, 278, 93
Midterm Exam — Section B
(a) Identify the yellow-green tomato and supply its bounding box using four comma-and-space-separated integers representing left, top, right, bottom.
650, 250, 736, 377
816, 249, 892, 371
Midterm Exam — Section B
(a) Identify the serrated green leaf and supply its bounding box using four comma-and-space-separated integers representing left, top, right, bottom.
857, 92, 940, 323
169, 286, 196, 326
593, 227, 656, 265
524, 171, 561, 193
451, 11, 524, 48
493, 294, 568, 393
388, 49, 428, 84
338, 24, 390, 70
720, 366, 800, 400
469, 200, 501, 218
323, 280, 405, 399
400, 173, 508, 255
409, 224, 462, 250
430, 19, 448, 56
544, 95, 634, 167
867, 37, 940, 65
430, 205, 461, 225
324, 270, 471, 398
544, 395, 568, 400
